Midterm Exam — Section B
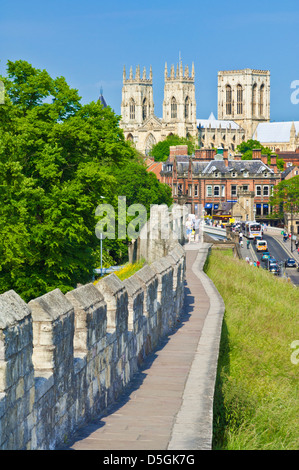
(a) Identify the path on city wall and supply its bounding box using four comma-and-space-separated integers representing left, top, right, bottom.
61, 242, 225, 451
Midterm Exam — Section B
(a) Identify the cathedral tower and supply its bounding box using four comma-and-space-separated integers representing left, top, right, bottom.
120, 65, 154, 127
217, 68, 270, 139
162, 61, 197, 138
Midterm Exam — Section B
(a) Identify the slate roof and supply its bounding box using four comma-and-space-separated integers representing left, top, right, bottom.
254, 121, 299, 143
197, 112, 242, 130
162, 157, 274, 176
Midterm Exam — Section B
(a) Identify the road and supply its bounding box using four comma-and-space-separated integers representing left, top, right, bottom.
255, 234, 299, 286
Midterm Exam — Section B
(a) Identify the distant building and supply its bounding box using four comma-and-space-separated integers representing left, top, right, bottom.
159, 145, 281, 222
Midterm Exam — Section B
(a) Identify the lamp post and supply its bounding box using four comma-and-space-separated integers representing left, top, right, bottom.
98, 196, 106, 276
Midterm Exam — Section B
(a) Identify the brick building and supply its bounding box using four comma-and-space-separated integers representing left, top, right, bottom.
160, 145, 281, 221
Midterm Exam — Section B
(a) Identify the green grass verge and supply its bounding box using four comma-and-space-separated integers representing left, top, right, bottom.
204, 249, 299, 450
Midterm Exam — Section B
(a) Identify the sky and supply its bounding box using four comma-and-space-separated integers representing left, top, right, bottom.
1, 0, 299, 122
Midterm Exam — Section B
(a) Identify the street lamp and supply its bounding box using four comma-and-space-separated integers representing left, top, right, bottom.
98, 196, 106, 276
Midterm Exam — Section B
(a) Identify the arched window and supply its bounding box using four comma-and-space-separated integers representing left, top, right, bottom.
145, 133, 156, 156
237, 85, 243, 114
171, 97, 177, 119
259, 84, 264, 116
185, 96, 190, 119
252, 83, 257, 116
142, 98, 147, 121
129, 99, 135, 120
226, 85, 232, 115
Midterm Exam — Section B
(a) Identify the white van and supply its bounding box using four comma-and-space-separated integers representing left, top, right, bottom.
256, 240, 268, 252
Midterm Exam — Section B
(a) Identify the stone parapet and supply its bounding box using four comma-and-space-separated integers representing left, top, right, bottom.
0, 242, 185, 450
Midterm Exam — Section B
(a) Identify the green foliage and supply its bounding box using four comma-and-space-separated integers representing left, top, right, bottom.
205, 250, 299, 450
150, 134, 196, 161
270, 175, 299, 212
236, 139, 281, 168
0, 59, 171, 302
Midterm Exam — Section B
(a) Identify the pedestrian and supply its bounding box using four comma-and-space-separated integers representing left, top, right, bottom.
257, 260, 260, 268
240, 240, 243, 247
254, 261, 257, 267
245, 256, 249, 263
247, 240, 250, 249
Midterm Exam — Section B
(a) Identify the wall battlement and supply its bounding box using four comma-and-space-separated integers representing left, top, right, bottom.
0, 243, 185, 450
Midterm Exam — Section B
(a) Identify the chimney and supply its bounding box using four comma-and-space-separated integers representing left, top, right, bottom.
252, 148, 262, 160
270, 154, 277, 166
169, 146, 176, 162
176, 145, 188, 156
261, 154, 268, 165
223, 149, 229, 166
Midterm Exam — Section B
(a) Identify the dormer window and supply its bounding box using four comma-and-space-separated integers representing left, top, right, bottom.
232, 172, 236, 177
214, 172, 219, 177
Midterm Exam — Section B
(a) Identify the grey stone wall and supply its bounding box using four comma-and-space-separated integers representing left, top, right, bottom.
0, 243, 185, 450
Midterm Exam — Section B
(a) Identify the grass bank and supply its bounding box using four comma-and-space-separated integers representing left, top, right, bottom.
204, 249, 299, 450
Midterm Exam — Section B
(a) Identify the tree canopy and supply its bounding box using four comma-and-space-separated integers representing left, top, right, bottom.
0, 60, 172, 301
270, 175, 299, 215
236, 139, 284, 171
150, 134, 196, 161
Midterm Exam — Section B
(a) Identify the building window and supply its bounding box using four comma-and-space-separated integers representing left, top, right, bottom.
231, 185, 237, 197
129, 99, 135, 120
232, 172, 236, 177
237, 85, 243, 115
171, 97, 177, 119
189, 186, 192, 196
243, 185, 249, 191
263, 186, 269, 196
214, 186, 220, 196
260, 84, 264, 116
142, 98, 147, 121
178, 184, 183, 195
185, 97, 190, 119
221, 185, 225, 197
206, 185, 212, 197
173, 184, 177, 195
194, 185, 198, 196
256, 185, 261, 196
226, 85, 232, 115
252, 83, 257, 116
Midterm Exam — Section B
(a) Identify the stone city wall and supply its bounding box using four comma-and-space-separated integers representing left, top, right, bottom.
0, 243, 185, 450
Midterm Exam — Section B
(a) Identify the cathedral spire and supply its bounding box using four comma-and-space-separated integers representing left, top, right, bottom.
164, 62, 168, 80
123, 65, 126, 82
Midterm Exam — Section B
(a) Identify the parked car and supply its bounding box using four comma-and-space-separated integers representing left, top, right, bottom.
285, 258, 297, 268
269, 263, 280, 275
261, 252, 271, 262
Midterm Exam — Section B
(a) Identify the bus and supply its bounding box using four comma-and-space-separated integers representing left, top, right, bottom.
244, 221, 262, 239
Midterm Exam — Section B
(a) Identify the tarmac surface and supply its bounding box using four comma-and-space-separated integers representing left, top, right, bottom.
62, 242, 224, 451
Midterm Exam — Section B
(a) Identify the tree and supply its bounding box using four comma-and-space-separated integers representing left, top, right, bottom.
0, 60, 139, 301
236, 139, 284, 170
150, 134, 196, 161
270, 176, 299, 216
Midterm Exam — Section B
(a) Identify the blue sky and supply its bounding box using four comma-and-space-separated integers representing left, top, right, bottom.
1, 0, 299, 122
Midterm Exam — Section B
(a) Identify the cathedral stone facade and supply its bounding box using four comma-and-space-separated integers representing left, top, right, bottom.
120, 62, 197, 155
119, 64, 299, 156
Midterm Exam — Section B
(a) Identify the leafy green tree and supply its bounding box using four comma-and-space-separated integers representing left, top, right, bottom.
270, 176, 299, 216
0, 60, 138, 301
150, 134, 196, 161
236, 139, 284, 170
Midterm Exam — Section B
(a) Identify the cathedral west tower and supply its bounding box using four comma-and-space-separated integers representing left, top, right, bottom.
217, 68, 270, 139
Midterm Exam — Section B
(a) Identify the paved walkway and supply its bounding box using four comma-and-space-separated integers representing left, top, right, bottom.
62, 242, 224, 451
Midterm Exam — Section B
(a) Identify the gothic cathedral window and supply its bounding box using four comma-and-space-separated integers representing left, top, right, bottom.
171, 97, 177, 119
226, 85, 232, 115
237, 85, 243, 115
259, 84, 264, 116
252, 83, 257, 116
185, 97, 190, 119
142, 98, 147, 121
129, 99, 135, 120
